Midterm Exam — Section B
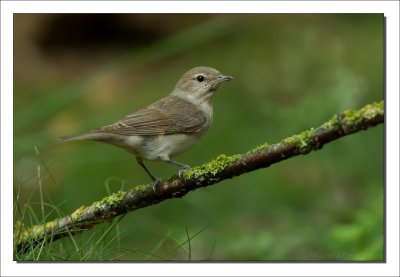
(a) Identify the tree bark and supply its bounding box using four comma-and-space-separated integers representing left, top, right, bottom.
14, 100, 384, 253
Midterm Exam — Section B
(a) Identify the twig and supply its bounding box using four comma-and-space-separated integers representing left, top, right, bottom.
14, 100, 384, 253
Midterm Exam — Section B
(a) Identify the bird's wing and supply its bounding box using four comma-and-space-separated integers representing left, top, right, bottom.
93, 96, 206, 136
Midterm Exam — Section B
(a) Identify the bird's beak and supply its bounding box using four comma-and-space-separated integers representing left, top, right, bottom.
217, 75, 234, 83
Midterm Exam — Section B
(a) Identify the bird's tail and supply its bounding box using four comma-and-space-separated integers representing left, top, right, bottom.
58, 132, 103, 141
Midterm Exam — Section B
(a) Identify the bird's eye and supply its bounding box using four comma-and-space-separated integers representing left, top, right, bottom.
196, 75, 205, 82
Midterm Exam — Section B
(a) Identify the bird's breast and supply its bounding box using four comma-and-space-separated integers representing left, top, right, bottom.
199, 101, 213, 126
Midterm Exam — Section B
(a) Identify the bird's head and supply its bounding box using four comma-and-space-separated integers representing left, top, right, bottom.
172, 66, 233, 104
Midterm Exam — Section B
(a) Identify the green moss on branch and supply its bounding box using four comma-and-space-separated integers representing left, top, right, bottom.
15, 100, 384, 254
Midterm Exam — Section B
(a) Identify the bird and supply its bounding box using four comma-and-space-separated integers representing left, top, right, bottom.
60, 66, 233, 190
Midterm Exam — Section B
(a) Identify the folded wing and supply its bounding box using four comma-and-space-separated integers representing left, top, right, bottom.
94, 96, 206, 136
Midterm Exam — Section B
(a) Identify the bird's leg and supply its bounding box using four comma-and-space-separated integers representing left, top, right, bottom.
160, 155, 191, 179
136, 157, 161, 191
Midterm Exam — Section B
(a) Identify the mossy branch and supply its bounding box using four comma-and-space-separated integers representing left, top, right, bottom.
14, 100, 384, 253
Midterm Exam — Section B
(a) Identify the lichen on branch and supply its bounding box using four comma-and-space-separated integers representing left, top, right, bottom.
14, 100, 384, 254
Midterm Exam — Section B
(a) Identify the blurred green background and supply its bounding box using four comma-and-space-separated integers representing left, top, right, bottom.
13, 14, 384, 261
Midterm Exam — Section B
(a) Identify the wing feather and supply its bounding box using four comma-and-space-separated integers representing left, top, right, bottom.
93, 96, 206, 136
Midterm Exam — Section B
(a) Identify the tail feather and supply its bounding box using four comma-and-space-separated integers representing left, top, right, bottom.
58, 132, 102, 141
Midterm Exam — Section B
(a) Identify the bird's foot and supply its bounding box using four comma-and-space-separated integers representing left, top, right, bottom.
178, 165, 191, 179
151, 177, 162, 192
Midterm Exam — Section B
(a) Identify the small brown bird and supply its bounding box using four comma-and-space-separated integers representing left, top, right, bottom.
60, 66, 233, 189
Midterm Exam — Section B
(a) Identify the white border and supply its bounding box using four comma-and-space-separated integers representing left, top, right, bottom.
2, 1, 399, 276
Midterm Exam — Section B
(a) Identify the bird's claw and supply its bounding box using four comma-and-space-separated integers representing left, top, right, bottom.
151, 177, 162, 192
178, 165, 191, 179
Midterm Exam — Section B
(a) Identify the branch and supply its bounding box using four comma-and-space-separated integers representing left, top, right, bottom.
14, 100, 384, 253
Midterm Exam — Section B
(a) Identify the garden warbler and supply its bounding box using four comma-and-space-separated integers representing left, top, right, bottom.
60, 66, 233, 189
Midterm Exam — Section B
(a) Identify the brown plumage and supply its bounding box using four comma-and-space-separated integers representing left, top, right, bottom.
95, 96, 206, 136
60, 66, 233, 190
